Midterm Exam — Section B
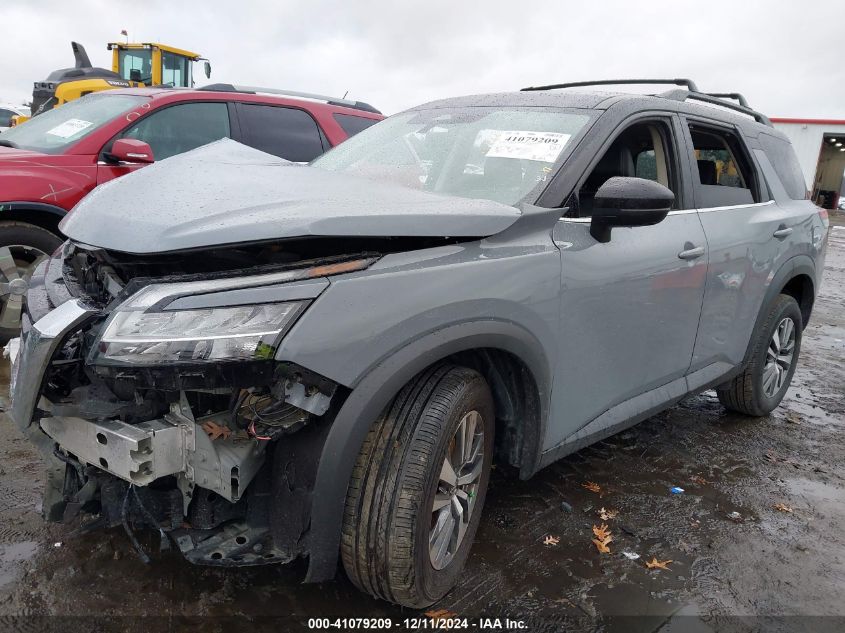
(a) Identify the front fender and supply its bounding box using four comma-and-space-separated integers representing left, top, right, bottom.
274, 234, 561, 582
0, 164, 95, 211
302, 319, 551, 583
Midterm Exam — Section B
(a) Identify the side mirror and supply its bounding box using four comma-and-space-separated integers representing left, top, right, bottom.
129, 68, 142, 83
106, 138, 155, 164
204, 61, 212, 79
590, 176, 674, 243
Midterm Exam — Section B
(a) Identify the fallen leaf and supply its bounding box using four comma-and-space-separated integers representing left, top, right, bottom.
598, 507, 618, 520
645, 557, 673, 570
425, 609, 458, 619
785, 412, 803, 424
773, 503, 794, 513
582, 481, 602, 494
553, 597, 576, 607
691, 475, 709, 486
543, 535, 560, 546
201, 420, 231, 441
591, 523, 613, 554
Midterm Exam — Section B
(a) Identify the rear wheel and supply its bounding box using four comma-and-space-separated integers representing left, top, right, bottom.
0, 222, 61, 341
717, 294, 802, 416
341, 365, 494, 607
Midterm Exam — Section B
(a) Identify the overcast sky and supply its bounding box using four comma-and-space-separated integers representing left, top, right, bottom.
3, 0, 844, 118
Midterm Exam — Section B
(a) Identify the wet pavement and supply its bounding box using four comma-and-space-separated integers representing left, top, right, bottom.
0, 219, 843, 632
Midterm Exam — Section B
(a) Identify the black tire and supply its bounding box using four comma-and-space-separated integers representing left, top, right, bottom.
0, 222, 63, 341
341, 364, 494, 607
717, 294, 802, 416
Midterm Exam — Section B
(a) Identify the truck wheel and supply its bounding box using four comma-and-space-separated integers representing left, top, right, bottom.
342, 364, 494, 607
0, 222, 62, 341
717, 294, 802, 416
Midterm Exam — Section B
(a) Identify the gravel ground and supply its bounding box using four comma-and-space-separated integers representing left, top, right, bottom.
0, 218, 842, 633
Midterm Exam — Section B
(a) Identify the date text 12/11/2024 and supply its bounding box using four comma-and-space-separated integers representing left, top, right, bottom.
307, 617, 528, 630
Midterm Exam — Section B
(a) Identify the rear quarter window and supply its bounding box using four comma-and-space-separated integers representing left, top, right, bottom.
239, 104, 325, 161
333, 113, 379, 137
759, 133, 808, 200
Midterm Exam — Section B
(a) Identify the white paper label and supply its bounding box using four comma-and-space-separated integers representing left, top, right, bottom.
46, 119, 94, 139
486, 131, 571, 163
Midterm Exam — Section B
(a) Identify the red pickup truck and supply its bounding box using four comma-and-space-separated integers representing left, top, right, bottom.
0, 85, 382, 336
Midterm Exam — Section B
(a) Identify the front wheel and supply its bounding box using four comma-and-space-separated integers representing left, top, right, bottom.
0, 222, 63, 341
717, 294, 802, 416
341, 365, 494, 607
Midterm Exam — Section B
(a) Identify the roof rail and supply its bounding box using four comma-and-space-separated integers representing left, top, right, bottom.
521, 78, 700, 92
659, 89, 771, 127
705, 92, 749, 108
198, 83, 381, 114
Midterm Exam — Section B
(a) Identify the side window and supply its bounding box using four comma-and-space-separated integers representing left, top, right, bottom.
576, 120, 679, 217
333, 113, 379, 138
238, 104, 324, 162
120, 102, 230, 161
758, 133, 808, 200
161, 51, 191, 88
0, 109, 15, 127
635, 149, 657, 180
687, 124, 760, 207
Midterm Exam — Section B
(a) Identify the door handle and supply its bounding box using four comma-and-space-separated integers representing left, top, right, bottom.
678, 245, 705, 260
773, 226, 793, 239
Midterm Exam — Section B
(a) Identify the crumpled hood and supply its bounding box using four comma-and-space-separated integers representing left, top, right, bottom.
60, 139, 522, 254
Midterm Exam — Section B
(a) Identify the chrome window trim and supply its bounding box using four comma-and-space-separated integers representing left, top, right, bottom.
696, 200, 775, 213
558, 199, 775, 223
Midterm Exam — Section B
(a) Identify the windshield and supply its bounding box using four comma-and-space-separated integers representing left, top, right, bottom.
312, 107, 592, 205
0, 93, 147, 154
118, 49, 153, 83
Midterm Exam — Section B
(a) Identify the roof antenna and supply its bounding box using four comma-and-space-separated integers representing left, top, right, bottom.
342, 90, 349, 99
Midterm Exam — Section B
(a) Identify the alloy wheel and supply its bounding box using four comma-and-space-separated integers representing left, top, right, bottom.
429, 410, 485, 570
0, 245, 48, 331
763, 316, 796, 398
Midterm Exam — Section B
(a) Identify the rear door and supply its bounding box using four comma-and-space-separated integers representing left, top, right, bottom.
548, 113, 708, 449
96, 101, 232, 184
235, 103, 326, 162
680, 118, 805, 376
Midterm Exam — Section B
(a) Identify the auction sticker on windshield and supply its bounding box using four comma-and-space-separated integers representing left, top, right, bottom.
46, 119, 94, 139
487, 131, 571, 163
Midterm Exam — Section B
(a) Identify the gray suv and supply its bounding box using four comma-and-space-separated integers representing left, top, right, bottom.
7, 79, 829, 607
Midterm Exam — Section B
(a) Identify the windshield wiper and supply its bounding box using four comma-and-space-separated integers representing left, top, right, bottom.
0, 139, 18, 148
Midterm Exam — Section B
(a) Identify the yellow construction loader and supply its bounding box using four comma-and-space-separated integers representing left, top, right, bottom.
14, 41, 210, 124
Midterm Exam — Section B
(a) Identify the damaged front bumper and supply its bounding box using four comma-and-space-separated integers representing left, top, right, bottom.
7, 248, 354, 567
10, 299, 263, 505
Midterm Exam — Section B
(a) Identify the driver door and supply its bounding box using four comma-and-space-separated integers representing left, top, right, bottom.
546, 115, 708, 449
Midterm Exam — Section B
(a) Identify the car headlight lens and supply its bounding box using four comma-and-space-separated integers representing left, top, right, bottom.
88, 256, 378, 366
95, 301, 307, 365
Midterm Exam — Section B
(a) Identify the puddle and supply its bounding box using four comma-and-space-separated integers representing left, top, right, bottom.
0, 541, 38, 589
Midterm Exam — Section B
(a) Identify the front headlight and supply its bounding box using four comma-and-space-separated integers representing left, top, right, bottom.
95, 301, 307, 365
88, 256, 377, 366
